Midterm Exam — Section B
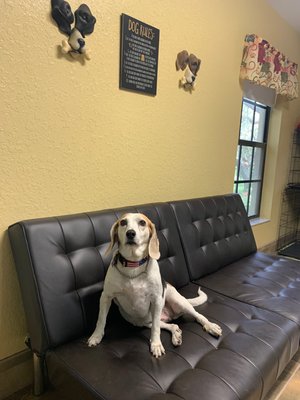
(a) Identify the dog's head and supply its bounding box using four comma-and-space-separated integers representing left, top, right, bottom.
106, 213, 160, 260
176, 50, 201, 85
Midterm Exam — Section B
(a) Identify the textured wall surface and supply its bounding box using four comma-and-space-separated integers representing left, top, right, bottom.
1, 0, 300, 380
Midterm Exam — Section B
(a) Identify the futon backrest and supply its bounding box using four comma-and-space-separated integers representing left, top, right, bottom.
170, 194, 257, 280
8, 203, 190, 355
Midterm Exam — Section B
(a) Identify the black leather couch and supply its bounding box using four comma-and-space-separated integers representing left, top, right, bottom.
8, 194, 300, 400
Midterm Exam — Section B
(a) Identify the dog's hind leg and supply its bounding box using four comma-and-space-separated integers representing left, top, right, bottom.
193, 310, 222, 337
161, 321, 182, 346
146, 321, 182, 347
166, 285, 222, 338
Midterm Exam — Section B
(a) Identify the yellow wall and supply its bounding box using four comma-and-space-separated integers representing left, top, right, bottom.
1, 0, 300, 391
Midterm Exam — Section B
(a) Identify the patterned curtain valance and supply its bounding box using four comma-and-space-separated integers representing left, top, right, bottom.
240, 34, 298, 101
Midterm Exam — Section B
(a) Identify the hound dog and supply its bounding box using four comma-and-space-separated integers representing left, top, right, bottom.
88, 213, 222, 357
176, 50, 201, 90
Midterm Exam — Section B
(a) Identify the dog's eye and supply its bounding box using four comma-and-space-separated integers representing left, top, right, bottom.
139, 220, 146, 226
120, 219, 127, 226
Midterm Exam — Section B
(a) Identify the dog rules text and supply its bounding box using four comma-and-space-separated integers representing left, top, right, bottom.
120, 14, 160, 95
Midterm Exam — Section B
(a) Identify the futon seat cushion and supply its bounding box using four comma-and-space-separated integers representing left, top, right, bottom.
197, 252, 300, 326
46, 284, 299, 400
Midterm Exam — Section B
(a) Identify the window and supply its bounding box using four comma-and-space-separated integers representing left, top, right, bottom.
234, 98, 270, 218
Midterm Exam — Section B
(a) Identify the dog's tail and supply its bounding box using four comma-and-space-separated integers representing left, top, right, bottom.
187, 287, 208, 307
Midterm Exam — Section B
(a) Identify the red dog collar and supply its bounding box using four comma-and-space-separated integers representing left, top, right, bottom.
116, 252, 149, 268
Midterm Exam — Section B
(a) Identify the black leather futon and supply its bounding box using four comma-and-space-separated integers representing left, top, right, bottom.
8, 194, 300, 400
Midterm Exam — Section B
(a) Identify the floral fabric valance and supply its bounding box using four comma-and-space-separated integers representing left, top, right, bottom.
240, 34, 298, 100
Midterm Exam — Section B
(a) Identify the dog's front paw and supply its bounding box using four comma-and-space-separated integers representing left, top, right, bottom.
180, 77, 187, 86
150, 341, 165, 358
87, 332, 103, 347
203, 322, 222, 338
61, 39, 71, 54
84, 48, 92, 60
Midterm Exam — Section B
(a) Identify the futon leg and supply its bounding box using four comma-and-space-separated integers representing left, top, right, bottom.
33, 353, 45, 396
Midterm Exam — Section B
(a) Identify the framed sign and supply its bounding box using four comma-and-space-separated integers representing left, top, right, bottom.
120, 14, 160, 95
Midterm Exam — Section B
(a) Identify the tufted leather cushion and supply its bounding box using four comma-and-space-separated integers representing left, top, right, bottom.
197, 252, 300, 326
170, 195, 300, 327
170, 194, 257, 280
8, 203, 190, 354
46, 284, 300, 400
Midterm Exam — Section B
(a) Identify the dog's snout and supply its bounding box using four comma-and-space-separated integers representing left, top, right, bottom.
126, 229, 136, 239
78, 38, 85, 49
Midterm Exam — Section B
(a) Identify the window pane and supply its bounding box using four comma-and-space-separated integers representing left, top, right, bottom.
239, 146, 253, 181
248, 182, 261, 217
234, 146, 240, 181
252, 147, 264, 180
237, 182, 250, 212
234, 98, 270, 219
240, 101, 254, 140
253, 106, 266, 142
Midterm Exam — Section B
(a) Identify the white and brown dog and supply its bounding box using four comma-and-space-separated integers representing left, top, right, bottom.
88, 213, 222, 357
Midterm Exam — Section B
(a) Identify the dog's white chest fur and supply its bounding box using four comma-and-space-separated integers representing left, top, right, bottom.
114, 279, 152, 324
106, 258, 163, 327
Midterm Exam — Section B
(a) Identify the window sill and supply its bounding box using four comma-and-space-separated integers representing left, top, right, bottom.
250, 217, 270, 226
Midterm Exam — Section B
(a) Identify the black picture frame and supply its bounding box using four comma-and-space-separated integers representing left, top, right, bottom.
120, 14, 160, 95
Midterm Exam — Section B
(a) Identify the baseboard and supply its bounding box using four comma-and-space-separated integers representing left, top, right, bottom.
0, 350, 33, 399
258, 240, 278, 255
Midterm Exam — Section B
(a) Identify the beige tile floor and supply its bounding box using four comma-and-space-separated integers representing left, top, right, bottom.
266, 350, 300, 400
5, 350, 300, 400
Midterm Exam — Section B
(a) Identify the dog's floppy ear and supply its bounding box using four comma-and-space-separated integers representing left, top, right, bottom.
105, 220, 119, 255
147, 220, 160, 260
176, 50, 189, 71
189, 54, 201, 75
51, 0, 74, 36
74, 4, 96, 37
